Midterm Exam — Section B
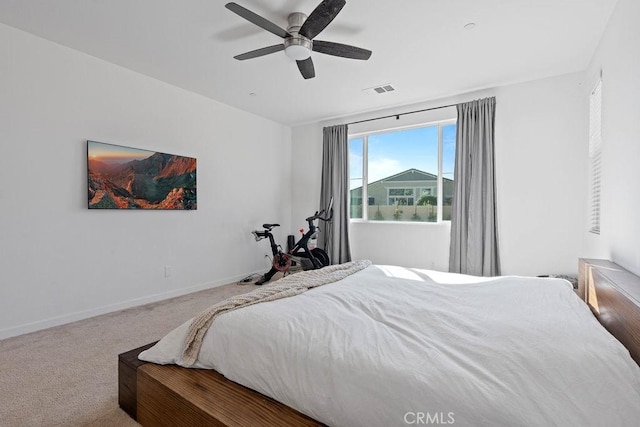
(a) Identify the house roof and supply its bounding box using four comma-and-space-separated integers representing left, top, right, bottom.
378, 169, 438, 183
351, 168, 452, 192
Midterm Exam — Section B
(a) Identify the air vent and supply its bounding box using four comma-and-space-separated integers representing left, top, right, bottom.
363, 84, 396, 95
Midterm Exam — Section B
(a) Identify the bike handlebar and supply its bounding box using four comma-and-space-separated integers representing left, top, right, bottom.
305, 208, 332, 223
254, 208, 330, 239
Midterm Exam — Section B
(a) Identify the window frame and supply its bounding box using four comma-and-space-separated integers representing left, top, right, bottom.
349, 119, 456, 223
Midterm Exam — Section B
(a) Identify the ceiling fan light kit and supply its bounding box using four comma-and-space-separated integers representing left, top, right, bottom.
284, 43, 312, 61
225, 0, 371, 79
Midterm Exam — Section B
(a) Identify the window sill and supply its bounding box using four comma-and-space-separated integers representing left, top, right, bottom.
350, 220, 451, 225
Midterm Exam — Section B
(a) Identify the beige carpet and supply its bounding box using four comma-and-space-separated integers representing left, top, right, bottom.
0, 279, 267, 426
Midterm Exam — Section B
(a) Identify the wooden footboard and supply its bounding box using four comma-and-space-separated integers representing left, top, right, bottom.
137, 363, 321, 426
118, 343, 322, 426
118, 342, 157, 420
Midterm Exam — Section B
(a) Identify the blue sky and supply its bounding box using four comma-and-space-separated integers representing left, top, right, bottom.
349, 124, 456, 189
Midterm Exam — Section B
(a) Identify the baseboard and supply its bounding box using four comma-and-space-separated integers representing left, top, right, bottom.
0, 271, 262, 340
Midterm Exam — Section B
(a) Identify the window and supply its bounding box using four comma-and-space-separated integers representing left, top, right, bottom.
349, 122, 456, 222
588, 77, 602, 234
388, 188, 415, 206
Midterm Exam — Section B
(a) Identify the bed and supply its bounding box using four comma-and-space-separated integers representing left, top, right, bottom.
120, 259, 640, 426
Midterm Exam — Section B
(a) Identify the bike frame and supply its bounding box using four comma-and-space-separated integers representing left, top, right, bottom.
252, 208, 331, 284
289, 215, 321, 267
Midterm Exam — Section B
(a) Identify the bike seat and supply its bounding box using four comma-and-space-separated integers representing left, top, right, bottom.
262, 223, 280, 229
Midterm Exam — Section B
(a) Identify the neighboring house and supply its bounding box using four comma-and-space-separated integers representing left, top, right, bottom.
350, 168, 453, 207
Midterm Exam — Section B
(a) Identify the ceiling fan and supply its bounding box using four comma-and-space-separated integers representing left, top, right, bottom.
225, 0, 372, 79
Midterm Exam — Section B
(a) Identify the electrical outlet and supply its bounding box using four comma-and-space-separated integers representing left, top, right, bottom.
164, 266, 172, 278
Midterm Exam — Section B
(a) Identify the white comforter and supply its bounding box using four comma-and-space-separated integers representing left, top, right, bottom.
140, 265, 640, 426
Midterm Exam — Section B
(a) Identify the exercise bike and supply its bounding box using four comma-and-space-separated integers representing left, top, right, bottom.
252, 202, 332, 285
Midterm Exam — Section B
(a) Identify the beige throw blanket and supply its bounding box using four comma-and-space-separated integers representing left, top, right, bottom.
182, 259, 371, 366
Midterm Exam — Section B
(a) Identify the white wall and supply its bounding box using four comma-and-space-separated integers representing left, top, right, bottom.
494, 73, 588, 276
582, 0, 640, 276
0, 23, 292, 339
292, 72, 587, 276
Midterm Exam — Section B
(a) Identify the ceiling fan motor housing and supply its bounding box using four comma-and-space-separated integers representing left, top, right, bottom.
284, 12, 313, 59
287, 12, 307, 34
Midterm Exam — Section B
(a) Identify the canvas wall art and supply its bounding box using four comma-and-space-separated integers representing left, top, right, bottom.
87, 140, 197, 210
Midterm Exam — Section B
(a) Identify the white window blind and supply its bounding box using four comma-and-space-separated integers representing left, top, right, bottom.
588, 78, 602, 234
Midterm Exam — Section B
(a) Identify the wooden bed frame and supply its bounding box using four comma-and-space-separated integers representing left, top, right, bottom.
118, 258, 640, 426
578, 258, 640, 365
118, 343, 322, 426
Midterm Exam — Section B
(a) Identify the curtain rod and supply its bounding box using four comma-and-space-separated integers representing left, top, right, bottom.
347, 103, 457, 126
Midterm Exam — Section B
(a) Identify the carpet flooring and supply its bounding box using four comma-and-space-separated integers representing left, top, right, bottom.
0, 279, 265, 426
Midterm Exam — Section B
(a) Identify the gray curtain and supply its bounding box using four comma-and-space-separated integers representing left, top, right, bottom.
318, 124, 352, 264
449, 97, 500, 276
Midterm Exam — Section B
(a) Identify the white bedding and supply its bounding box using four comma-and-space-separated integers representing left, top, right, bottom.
140, 264, 640, 426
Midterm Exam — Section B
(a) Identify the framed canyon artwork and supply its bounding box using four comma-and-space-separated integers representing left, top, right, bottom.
87, 140, 197, 210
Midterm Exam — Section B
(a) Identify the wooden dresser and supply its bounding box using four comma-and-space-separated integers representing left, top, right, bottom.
578, 258, 640, 365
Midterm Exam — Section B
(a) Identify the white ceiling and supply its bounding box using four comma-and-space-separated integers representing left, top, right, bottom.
0, 0, 617, 126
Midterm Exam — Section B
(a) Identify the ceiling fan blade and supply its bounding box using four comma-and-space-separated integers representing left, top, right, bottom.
225, 2, 290, 39
297, 57, 316, 79
312, 40, 372, 60
234, 44, 284, 60
299, 0, 346, 40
